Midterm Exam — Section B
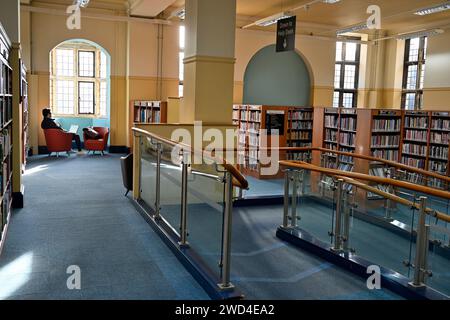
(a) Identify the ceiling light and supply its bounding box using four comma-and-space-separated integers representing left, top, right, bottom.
414, 2, 450, 16
396, 28, 444, 40
169, 7, 185, 20
336, 23, 368, 35
254, 12, 293, 27
322, 0, 341, 3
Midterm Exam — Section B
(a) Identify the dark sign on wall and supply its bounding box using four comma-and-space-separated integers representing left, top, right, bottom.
265, 110, 285, 135
276, 16, 296, 52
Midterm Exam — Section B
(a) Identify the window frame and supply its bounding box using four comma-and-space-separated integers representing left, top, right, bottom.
401, 37, 427, 110
50, 43, 108, 118
78, 81, 96, 115
334, 38, 361, 108
78, 50, 96, 78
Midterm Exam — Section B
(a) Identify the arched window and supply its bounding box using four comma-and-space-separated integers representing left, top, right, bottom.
49, 40, 109, 117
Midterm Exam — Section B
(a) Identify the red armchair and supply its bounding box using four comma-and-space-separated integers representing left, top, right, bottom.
44, 129, 73, 157
84, 127, 109, 155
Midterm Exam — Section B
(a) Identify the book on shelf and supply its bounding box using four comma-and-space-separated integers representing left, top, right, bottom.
404, 130, 428, 142
431, 118, 450, 130
372, 118, 401, 132
402, 144, 427, 156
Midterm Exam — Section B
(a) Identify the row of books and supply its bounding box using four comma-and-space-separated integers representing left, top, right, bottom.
404, 116, 428, 128
289, 111, 313, 121
429, 161, 447, 174
431, 119, 450, 130
325, 129, 337, 142
372, 119, 401, 132
339, 155, 354, 164
370, 167, 386, 178
240, 122, 261, 131
339, 132, 355, 146
1, 152, 11, 194
0, 63, 12, 95
249, 135, 260, 147
291, 121, 312, 130
240, 110, 261, 122
402, 156, 426, 168
372, 149, 399, 161
324, 142, 337, 151
136, 108, 161, 123
0, 129, 10, 161
402, 143, 427, 156
404, 130, 428, 142
429, 146, 448, 160
289, 142, 312, 148
0, 96, 12, 126
371, 135, 400, 147
325, 115, 338, 128
340, 117, 357, 131
431, 132, 449, 145
289, 131, 312, 140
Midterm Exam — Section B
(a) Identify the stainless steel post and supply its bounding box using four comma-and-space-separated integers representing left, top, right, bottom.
179, 151, 189, 247
219, 172, 234, 290
384, 167, 396, 220
283, 170, 290, 228
155, 143, 162, 220
291, 170, 299, 228
333, 179, 344, 252
411, 196, 427, 287
342, 190, 351, 252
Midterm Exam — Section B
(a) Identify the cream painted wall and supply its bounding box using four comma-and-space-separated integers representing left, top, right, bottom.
423, 32, 450, 110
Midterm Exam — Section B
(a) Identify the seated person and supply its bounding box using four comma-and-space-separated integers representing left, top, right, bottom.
41, 108, 82, 152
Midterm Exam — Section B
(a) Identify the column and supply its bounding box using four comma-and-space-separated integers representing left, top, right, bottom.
180, 0, 236, 124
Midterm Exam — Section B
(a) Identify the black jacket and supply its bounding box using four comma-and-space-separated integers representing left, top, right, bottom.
41, 118, 63, 130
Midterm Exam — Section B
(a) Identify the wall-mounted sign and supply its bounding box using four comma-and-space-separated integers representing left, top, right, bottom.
276, 16, 296, 52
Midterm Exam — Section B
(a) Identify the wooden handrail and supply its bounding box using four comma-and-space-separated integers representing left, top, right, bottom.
214, 146, 450, 184
132, 128, 249, 190
279, 160, 450, 200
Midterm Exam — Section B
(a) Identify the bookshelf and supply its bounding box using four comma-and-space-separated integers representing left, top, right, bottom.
234, 104, 313, 179
0, 23, 13, 253
132, 100, 167, 124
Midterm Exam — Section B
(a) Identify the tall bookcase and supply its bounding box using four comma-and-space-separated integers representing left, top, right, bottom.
313, 107, 358, 172
0, 23, 13, 253
234, 104, 313, 179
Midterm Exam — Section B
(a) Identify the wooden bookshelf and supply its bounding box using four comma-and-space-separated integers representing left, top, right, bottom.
235, 104, 313, 179
0, 23, 13, 254
131, 100, 167, 124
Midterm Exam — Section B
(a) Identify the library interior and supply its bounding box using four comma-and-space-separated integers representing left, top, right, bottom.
0, 0, 450, 301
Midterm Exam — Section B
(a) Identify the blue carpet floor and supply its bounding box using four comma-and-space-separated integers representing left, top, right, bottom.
0, 153, 209, 300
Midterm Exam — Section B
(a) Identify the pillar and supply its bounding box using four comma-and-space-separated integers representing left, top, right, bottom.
180, 0, 236, 124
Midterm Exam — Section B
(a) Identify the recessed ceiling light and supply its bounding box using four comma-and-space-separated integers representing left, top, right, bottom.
414, 2, 450, 15
255, 12, 293, 27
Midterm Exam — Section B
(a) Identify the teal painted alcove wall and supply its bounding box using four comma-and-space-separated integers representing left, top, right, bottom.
243, 44, 312, 106
54, 117, 110, 142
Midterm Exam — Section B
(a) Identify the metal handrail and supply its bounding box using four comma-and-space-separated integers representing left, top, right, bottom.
132, 127, 249, 190
279, 160, 450, 223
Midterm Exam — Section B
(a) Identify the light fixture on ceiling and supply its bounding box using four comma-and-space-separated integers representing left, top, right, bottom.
414, 2, 450, 16
336, 22, 368, 35
322, 0, 341, 3
254, 12, 293, 27
396, 28, 444, 40
169, 7, 185, 20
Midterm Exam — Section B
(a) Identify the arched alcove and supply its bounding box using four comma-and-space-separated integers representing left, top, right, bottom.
49, 39, 111, 142
243, 44, 312, 106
